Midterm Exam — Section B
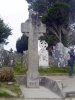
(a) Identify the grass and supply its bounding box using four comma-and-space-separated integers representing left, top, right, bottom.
39, 65, 75, 76
13, 66, 28, 75
13, 60, 28, 75
9, 82, 21, 97
1, 61, 75, 98
0, 91, 13, 98
12, 61, 75, 76
0, 82, 22, 98
39, 65, 70, 75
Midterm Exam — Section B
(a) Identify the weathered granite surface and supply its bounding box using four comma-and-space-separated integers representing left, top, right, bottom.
21, 11, 46, 88
22, 51, 28, 67
39, 40, 49, 68
52, 43, 70, 67
0, 44, 4, 67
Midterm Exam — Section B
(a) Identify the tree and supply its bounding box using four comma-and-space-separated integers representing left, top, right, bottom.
16, 34, 28, 54
41, 2, 71, 42
26, 0, 54, 16
39, 2, 71, 48
26, 0, 75, 47
26, 0, 73, 15
0, 18, 12, 44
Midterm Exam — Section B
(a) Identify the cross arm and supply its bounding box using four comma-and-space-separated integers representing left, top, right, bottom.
21, 20, 29, 37
39, 23, 46, 34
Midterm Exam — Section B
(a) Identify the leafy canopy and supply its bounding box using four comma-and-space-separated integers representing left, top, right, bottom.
25, 0, 74, 47
0, 18, 12, 44
41, 2, 71, 25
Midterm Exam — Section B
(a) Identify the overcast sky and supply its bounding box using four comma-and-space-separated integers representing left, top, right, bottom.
0, 0, 29, 51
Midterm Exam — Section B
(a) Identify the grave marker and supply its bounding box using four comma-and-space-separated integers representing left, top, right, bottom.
21, 11, 46, 88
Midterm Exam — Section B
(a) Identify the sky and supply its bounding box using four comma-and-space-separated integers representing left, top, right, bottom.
0, 0, 29, 51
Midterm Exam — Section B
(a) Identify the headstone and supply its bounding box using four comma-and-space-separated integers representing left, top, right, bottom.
52, 42, 69, 67
38, 40, 49, 68
0, 44, 4, 67
8, 52, 17, 67
22, 50, 28, 67
14, 53, 22, 63
3, 50, 9, 66
21, 11, 46, 88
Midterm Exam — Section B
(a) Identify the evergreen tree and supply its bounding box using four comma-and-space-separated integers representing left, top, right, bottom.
41, 2, 71, 43
0, 18, 12, 44
26, 0, 75, 47
16, 34, 28, 54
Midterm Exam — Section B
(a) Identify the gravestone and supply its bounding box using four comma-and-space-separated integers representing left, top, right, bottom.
21, 11, 46, 88
52, 42, 69, 67
0, 44, 4, 67
22, 50, 28, 67
38, 40, 49, 68
14, 53, 22, 63
8, 51, 17, 67
3, 50, 9, 65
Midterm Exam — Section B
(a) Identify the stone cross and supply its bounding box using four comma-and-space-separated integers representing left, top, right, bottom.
21, 11, 46, 88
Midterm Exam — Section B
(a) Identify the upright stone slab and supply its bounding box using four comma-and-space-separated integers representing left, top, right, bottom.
0, 44, 4, 67
39, 40, 49, 68
22, 50, 28, 67
52, 42, 70, 67
7, 52, 17, 67
21, 11, 46, 88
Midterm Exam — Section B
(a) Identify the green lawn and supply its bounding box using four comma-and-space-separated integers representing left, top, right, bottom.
13, 63, 75, 76
39, 65, 70, 75
0, 82, 21, 98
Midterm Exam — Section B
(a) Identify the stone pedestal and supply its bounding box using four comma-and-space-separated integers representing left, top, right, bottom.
27, 71, 39, 88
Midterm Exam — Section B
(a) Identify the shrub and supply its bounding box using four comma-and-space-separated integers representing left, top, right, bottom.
0, 67, 15, 82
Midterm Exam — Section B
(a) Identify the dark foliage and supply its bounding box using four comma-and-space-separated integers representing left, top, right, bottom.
16, 34, 28, 54
26, 0, 75, 48
0, 18, 12, 44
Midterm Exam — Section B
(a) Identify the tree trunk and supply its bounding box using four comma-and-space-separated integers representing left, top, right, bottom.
59, 32, 61, 42
59, 28, 62, 42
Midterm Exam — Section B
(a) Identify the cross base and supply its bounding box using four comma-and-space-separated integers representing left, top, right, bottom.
26, 71, 39, 88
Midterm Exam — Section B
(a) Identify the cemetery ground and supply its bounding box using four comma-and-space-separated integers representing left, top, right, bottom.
0, 61, 75, 99
13, 61, 75, 76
